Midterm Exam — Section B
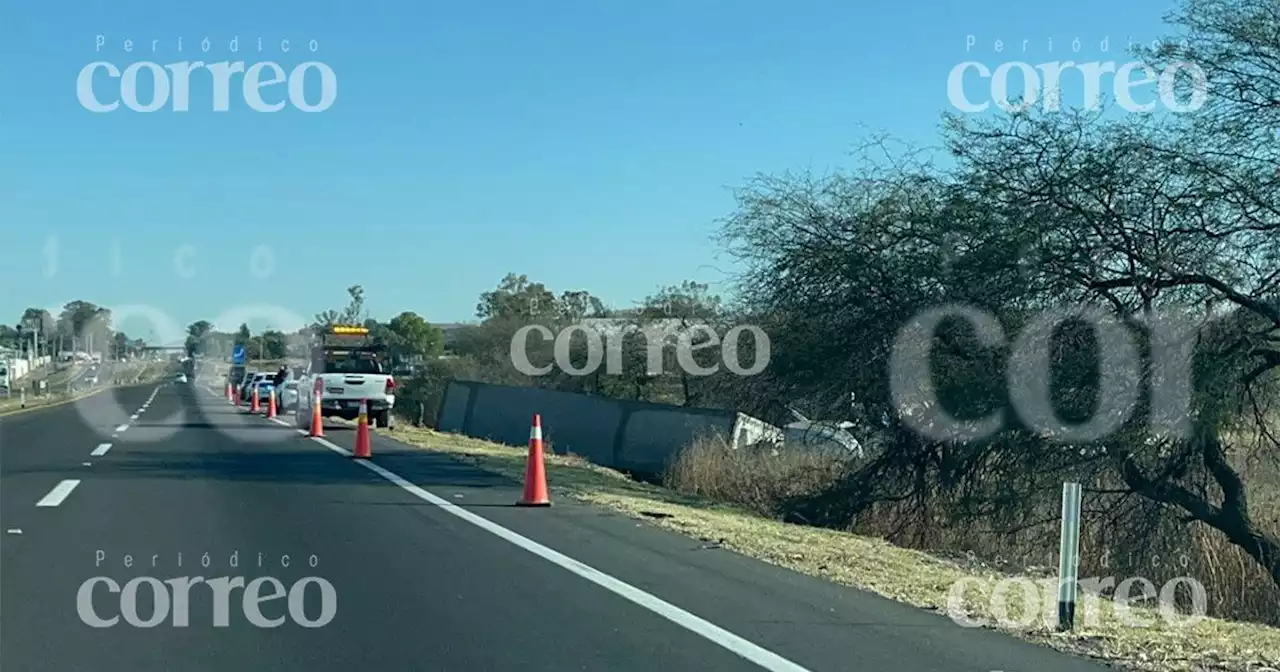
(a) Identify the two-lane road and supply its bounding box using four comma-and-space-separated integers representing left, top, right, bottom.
1, 381, 1112, 672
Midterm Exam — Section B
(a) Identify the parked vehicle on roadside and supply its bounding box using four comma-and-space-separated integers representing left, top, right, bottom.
294, 325, 396, 428
278, 380, 299, 412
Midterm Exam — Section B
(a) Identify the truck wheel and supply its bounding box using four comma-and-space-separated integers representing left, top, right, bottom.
374, 410, 391, 429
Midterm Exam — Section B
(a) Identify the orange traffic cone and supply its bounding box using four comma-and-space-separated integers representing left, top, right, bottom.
309, 395, 324, 437
266, 389, 277, 418
517, 414, 551, 507
250, 387, 260, 413
352, 399, 371, 459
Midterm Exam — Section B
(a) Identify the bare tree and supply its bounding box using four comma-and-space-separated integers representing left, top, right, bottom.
714, 0, 1279, 595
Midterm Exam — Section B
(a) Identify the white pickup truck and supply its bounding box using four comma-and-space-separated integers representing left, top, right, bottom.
294, 325, 397, 429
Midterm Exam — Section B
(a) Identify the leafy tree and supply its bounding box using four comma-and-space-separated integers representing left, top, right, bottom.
249, 330, 288, 360
187, 320, 213, 339
340, 285, 366, 325
638, 281, 722, 321
312, 309, 340, 329
19, 308, 55, 335
476, 273, 559, 322
185, 320, 214, 357
235, 324, 251, 348
15, 308, 55, 357
312, 285, 368, 330
50, 301, 112, 356
635, 281, 728, 406
111, 332, 130, 359
557, 290, 607, 322
57, 300, 101, 335
384, 311, 445, 362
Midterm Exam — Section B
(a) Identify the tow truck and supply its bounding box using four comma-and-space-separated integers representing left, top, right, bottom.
295, 325, 397, 429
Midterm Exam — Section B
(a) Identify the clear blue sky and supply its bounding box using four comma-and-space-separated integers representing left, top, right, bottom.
0, 0, 1174, 345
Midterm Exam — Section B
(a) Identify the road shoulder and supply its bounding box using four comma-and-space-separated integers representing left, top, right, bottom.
268, 408, 1111, 672
356, 424, 1278, 672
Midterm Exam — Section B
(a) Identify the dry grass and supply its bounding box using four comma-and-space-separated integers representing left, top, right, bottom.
130, 361, 173, 382
375, 424, 1280, 672
667, 436, 1280, 626
663, 436, 848, 516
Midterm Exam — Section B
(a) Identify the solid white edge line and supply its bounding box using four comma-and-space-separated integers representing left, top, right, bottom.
91, 443, 112, 457
36, 480, 81, 507
303, 429, 814, 672
219, 383, 810, 670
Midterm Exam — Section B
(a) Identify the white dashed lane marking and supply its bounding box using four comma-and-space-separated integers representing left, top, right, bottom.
36, 480, 81, 507
91, 443, 112, 457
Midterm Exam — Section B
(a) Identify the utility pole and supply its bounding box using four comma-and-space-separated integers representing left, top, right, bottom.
21, 318, 39, 362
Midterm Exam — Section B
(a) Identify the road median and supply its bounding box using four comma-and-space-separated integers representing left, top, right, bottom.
0, 387, 108, 417
0, 362, 170, 418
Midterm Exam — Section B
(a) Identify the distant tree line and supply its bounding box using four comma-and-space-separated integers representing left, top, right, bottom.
2, 302, 145, 360
182, 285, 448, 371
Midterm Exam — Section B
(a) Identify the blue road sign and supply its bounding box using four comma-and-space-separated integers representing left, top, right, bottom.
231, 345, 246, 364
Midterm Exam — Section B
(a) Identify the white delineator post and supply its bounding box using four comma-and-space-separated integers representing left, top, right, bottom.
1057, 482, 1083, 631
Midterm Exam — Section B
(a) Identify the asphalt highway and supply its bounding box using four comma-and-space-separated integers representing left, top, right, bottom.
0, 380, 1115, 672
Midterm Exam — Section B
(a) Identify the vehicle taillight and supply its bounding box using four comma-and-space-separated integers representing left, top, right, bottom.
385, 377, 396, 394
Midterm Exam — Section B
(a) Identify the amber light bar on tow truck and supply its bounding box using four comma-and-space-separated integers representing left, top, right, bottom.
318, 325, 378, 349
